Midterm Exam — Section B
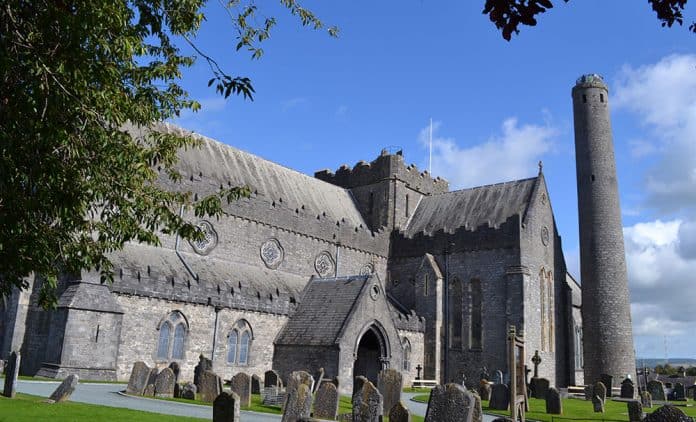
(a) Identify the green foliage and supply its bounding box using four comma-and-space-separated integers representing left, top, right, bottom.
0, 0, 333, 307
483, 0, 694, 40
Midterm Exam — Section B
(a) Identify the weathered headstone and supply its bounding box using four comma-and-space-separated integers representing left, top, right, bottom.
592, 395, 604, 413
643, 405, 692, 422
213, 391, 240, 422
641, 390, 653, 408
126, 361, 151, 395
472, 392, 483, 422
169, 362, 180, 382
264, 369, 282, 389
143, 384, 155, 397
230, 372, 251, 408
647, 380, 667, 401
181, 382, 197, 400
313, 381, 339, 420
353, 375, 368, 398
584, 384, 594, 401
377, 368, 402, 416
199, 370, 223, 403
155, 367, 176, 398
674, 382, 685, 400
142, 368, 158, 397
489, 383, 510, 410
600, 374, 613, 398
478, 380, 491, 401
494, 370, 503, 385
194, 354, 213, 390
593, 381, 607, 403
389, 401, 411, 422
621, 378, 635, 399
529, 377, 550, 399
545, 387, 562, 415
48, 374, 79, 402
282, 383, 313, 422
627, 400, 643, 422
425, 383, 476, 422
286, 370, 314, 398
251, 374, 262, 394
2, 351, 20, 398
313, 367, 325, 393
353, 380, 383, 422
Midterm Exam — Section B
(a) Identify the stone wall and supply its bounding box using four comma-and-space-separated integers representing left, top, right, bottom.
397, 329, 425, 385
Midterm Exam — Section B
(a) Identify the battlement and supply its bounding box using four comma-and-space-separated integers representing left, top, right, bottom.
315, 149, 449, 195
573, 73, 608, 91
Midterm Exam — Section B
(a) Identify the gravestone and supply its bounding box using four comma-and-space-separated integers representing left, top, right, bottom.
353, 380, 383, 422
643, 405, 692, 422
425, 383, 476, 422
377, 368, 402, 416
641, 390, 653, 408
213, 391, 240, 422
545, 387, 562, 415
143, 384, 155, 397
530, 377, 550, 399
282, 383, 313, 422
472, 393, 483, 422
600, 374, 613, 397
584, 385, 594, 401
593, 381, 607, 403
142, 368, 158, 397
251, 374, 262, 394
313, 382, 339, 420
627, 400, 643, 422
313, 367, 325, 393
2, 351, 20, 398
199, 370, 223, 403
126, 361, 151, 395
478, 380, 491, 401
389, 401, 411, 422
194, 354, 213, 390
48, 374, 79, 402
154, 367, 176, 398
674, 382, 685, 400
647, 380, 666, 401
592, 395, 604, 413
286, 370, 314, 398
353, 375, 368, 398
181, 382, 197, 400
489, 383, 510, 410
264, 369, 282, 389
230, 372, 251, 408
169, 362, 180, 382
494, 370, 503, 385
621, 378, 635, 399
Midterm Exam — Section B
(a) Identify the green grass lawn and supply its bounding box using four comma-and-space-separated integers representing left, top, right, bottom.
0, 393, 205, 421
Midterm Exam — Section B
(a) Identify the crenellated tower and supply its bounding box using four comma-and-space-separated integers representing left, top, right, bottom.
315, 149, 448, 231
572, 74, 636, 384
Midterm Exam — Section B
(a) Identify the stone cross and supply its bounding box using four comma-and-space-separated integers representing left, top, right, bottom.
415, 365, 422, 380
531, 350, 541, 378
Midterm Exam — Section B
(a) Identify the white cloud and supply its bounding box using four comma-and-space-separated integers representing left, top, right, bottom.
281, 97, 307, 112
419, 118, 557, 189
614, 54, 696, 214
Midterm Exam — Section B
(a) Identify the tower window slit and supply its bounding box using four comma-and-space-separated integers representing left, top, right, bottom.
582, 94, 587, 103
600, 93, 604, 103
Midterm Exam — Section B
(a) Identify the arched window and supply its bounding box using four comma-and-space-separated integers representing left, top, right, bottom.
227, 331, 238, 364
402, 337, 411, 372
227, 319, 253, 366
449, 277, 463, 349
547, 270, 554, 352
424, 274, 429, 296
469, 279, 482, 350
540, 269, 547, 351
574, 325, 583, 369
540, 269, 554, 352
156, 311, 188, 361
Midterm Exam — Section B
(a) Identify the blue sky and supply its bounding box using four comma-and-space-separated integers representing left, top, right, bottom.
173, 1, 696, 360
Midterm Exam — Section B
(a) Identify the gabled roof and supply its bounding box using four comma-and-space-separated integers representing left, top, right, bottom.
275, 275, 372, 346
403, 177, 538, 237
418, 253, 443, 279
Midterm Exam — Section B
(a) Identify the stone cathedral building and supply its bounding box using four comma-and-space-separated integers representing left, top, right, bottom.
1, 87, 595, 394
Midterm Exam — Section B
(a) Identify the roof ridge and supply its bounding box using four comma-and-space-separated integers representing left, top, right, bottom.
431, 175, 538, 197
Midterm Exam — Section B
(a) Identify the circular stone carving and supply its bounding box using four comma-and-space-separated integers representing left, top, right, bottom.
541, 226, 550, 246
189, 220, 218, 255
369, 284, 380, 300
314, 251, 335, 278
359, 263, 374, 276
260, 239, 284, 269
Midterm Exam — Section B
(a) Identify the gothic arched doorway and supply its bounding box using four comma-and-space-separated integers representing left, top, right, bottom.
353, 324, 388, 386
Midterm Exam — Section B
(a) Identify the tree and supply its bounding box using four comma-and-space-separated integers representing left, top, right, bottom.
483, 0, 695, 40
0, 1, 335, 307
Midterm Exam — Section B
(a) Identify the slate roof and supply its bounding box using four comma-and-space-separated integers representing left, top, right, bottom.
403, 177, 538, 237
141, 123, 368, 229
275, 275, 372, 346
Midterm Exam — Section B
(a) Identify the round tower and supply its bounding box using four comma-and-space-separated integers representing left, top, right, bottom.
572, 74, 636, 384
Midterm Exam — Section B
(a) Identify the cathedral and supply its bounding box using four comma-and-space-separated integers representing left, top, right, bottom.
1, 118, 585, 395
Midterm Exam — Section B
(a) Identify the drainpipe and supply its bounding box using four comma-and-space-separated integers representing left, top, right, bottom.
444, 245, 449, 384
